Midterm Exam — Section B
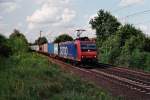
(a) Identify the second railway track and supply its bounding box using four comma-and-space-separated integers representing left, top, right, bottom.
95, 64, 150, 87
90, 69, 150, 94
81, 64, 150, 94
99, 67, 150, 86
47, 55, 150, 100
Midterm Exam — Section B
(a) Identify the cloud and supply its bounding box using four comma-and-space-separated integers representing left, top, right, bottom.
26, 0, 76, 42
0, 23, 11, 37
80, 26, 96, 38
0, 0, 15, 3
13, 22, 23, 29
119, 0, 144, 7
27, 0, 76, 30
137, 24, 150, 36
0, 0, 19, 13
72, 13, 96, 38
0, 16, 3, 21
0, 16, 6, 32
33, 0, 70, 5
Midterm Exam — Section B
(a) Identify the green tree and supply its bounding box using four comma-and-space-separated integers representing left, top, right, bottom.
8, 29, 29, 53
89, 9, 121, 46
143, 37, 150, 52
35, 37, 48, 45
100, 34, 121, 64
0, 34, 7, 43
90, 9, 150, 71
9, 29, 28, 43
114, 24, 150, 68
0, 34, 11, 57
116, 24, 145, 48
54, 34, 73, 43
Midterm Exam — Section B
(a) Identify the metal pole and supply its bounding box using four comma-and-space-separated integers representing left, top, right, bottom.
40, 30, 42, 38
39, 30, 42, 50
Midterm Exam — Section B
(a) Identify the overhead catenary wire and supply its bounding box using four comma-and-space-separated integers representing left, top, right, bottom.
110, 1, 141, 13
119, 9, 150, 20
111, 4, 136, 13
134, 20, 150, 25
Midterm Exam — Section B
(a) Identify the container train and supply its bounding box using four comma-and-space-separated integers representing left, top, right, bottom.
31, 38, 97, 65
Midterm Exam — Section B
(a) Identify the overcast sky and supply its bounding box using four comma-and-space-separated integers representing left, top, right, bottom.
0, 0, 150, 42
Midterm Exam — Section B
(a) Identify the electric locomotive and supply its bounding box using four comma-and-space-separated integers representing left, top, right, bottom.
75, 37, 97, 63
59, 37, 97, 64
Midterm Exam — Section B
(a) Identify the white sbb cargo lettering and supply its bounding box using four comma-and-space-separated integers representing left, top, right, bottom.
60, 46, 68, 57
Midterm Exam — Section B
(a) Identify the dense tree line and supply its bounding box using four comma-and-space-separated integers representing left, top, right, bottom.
0, 29, 29, 58
54, 34, 73, 43
0, 30, 73, 58
33, 34, 72, 44
0, 35, 11, 57
34, 37, 48, 45
90, 9, 150, 71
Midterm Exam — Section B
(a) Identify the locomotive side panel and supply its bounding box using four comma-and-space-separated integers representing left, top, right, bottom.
59, 42, 77, 61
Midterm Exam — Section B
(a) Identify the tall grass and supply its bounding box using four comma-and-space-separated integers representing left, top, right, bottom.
0, 52, 120, 100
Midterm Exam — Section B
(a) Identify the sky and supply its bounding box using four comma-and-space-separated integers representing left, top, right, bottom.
0, 0, 150, 43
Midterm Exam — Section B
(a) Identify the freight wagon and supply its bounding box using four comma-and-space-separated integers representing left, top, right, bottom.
47, 43, 59, 56
43, 43, 48, 53
48, 43, 54, 55
30, 45, 39, 51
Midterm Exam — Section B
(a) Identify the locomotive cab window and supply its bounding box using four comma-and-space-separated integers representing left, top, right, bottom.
80, 43, 96, 52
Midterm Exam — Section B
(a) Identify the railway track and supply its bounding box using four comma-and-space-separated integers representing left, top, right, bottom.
98, 63, 150, 78
90, 69, 150, 94
95, 64, 150, 87
39, 53, 150, 99
80, 65, 150, 94
102, 67, 150, 85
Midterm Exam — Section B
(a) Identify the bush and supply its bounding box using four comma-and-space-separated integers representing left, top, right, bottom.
0, 52, 115, 100
0, 34, 12, 57
8, 37, 29, 53
8, 30, 29, 54
100, 35, 121, 64
129, 50, 145, 69
144, 53, 150, 71
97, 24, 150, 72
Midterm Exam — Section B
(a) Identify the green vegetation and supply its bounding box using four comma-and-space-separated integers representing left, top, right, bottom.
0, 30, 117, 100
90, 9, 150, 71
0, 52, 116, 100
34, 37, 48, 45
8, 29, 29, 54
90, 9, 120, 47
54, 34, 73, 43
0, 34, 11, 57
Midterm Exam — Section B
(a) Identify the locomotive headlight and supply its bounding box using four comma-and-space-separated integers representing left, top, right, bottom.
82, 56, 84, 58
94, 56, 97, 58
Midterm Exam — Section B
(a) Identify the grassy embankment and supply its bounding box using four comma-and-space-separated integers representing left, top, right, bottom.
0, 52, 121, 100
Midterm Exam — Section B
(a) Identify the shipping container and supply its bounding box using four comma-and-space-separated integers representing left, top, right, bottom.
48, 43, 54, 55
54, 43, 58, 55
39, 45, 42, 51
30, 45, 39, 51
35, 45, 39, 51
59, 42, 77, 60
43, 43, 48, 53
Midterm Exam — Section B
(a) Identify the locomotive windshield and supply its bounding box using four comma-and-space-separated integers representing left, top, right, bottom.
80, 43, 96, 52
